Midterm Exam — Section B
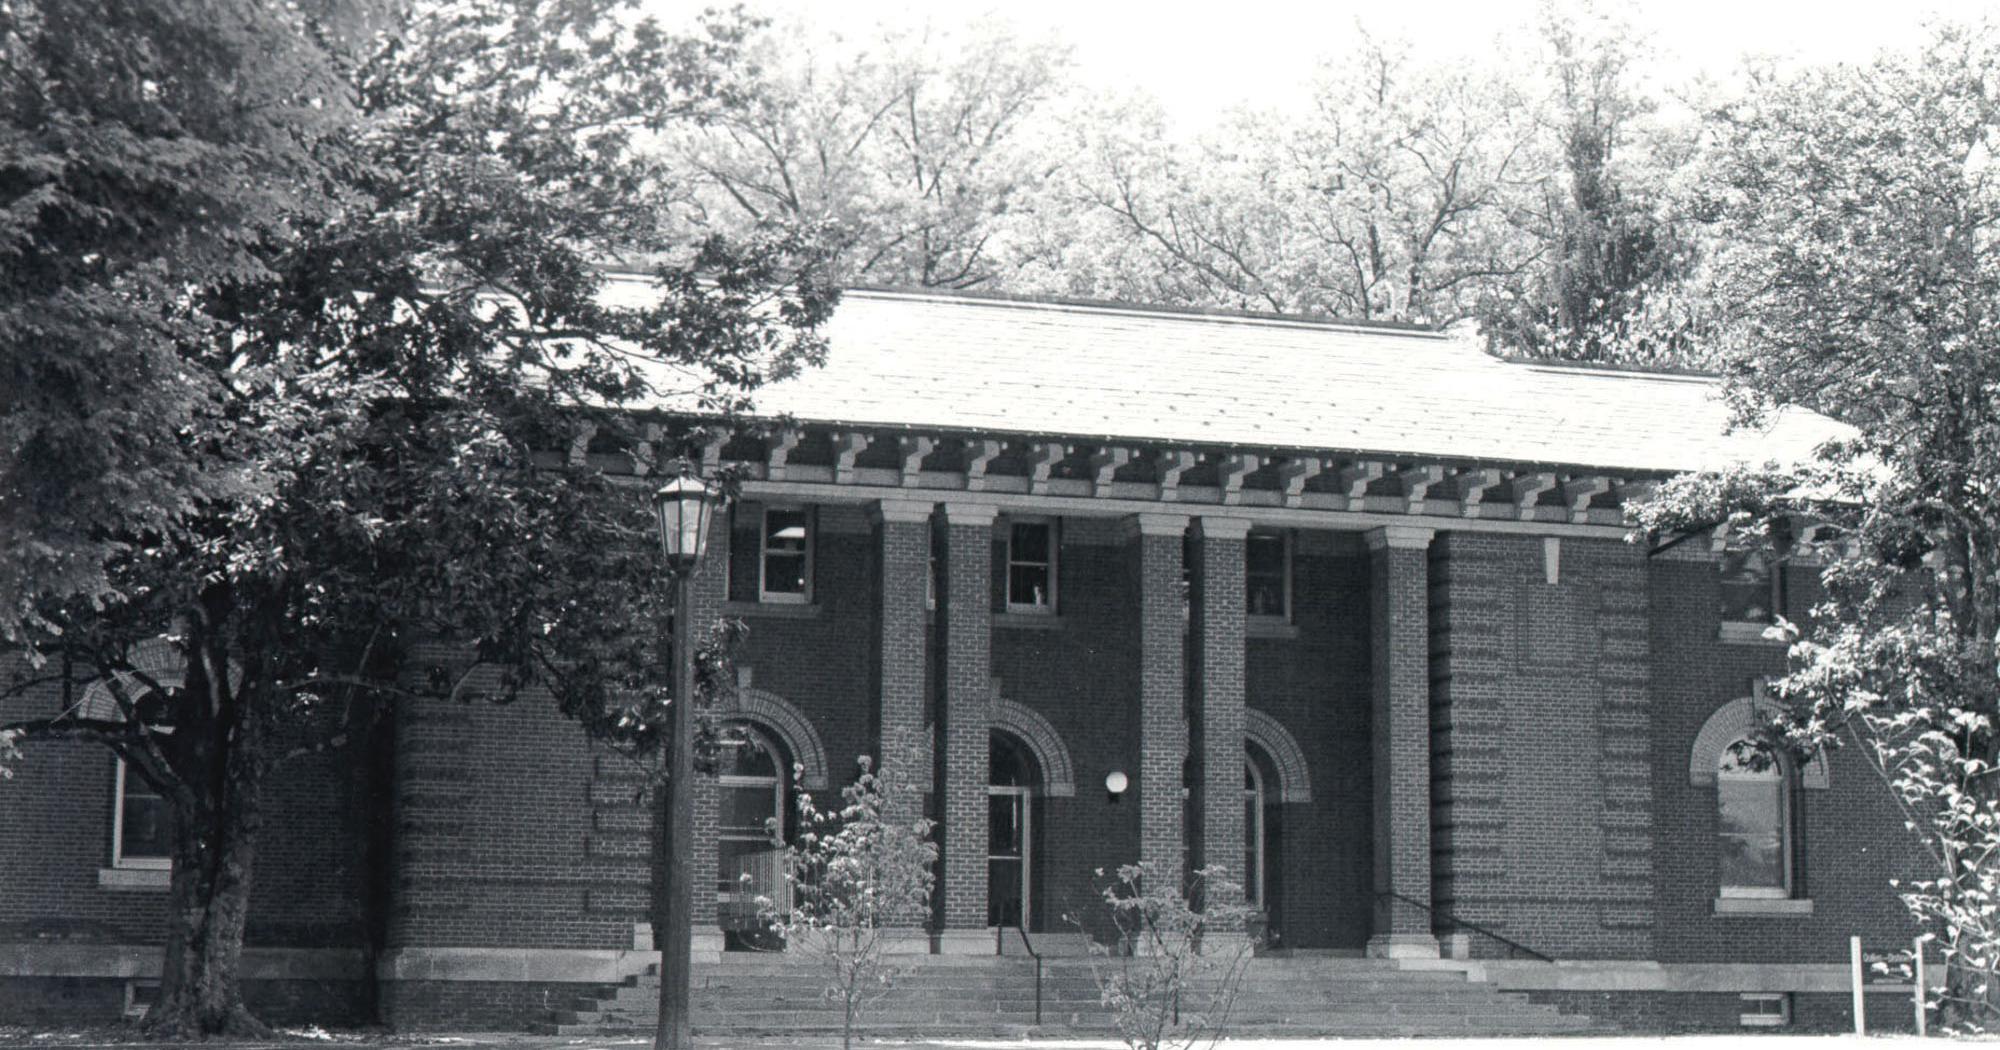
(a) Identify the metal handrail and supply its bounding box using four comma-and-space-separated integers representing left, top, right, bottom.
1375, 891, 1554, 963
995, 921, 1043, 1025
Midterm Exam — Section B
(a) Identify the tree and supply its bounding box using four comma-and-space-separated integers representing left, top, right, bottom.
764, 754, 937, 1050
1629, 22, 2000, 1030
1479, 0, 1703, 365
1076, 863, 1255, 1050
670, 16, 1071, 290
1065, 31, 1541, 324
0, 0, 835, 1036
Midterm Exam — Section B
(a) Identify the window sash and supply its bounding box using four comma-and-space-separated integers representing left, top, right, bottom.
1718, 754, 1792, 897
759, 506, 812, 602
1246, 529, 1290, 620
112, 760, 172, 870
1006, 519, 1056, 611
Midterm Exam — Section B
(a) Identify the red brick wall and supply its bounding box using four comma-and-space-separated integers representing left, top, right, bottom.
1429, 533, 1654, 959
1648, 557, 1920, 964
0, 655, 375, 951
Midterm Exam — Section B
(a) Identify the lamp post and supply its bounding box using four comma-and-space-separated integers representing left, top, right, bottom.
650, 467, 717, 1050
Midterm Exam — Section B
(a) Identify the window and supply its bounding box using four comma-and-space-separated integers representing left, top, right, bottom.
716, 728, 787, 927
1720, 549, 1781, 624
1006, 518, 1056, 612
759, 506, 812, 603
1739, 992, 1791, 1027
1718, 739, 1791, 898
1246, 528, 1290, 620
113, 759, 171, 870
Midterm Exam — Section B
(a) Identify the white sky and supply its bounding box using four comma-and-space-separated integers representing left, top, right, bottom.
647, 0, 1981, 126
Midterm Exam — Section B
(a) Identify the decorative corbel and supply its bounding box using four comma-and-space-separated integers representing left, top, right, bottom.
1157, 449, 1199, 503
1028, 443, 1065, 495
1218, 453, 1260, 505
897, 435, 935, 487
1395, 464, 1446, 513
765, 429, 801, 483
1277, 456, 1326, 506
1090, 446, 1132, 496
832, 432, 870, 485
1454, 468, 1505, 518
567, 421, 598, 468
1508, 472, 1557, 517
630, 423, 663, 477
1564, 475, 1612, 523
1336, 460, 1385, 503
964, 440, 1004, 491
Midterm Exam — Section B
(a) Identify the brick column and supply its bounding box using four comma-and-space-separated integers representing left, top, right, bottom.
937, 501, 996, 951
1366, 524, 1439, 959
873, 499, 934, 946
1192, 515, 1250, 915
1130, 513, 1190, 879
684, 508, 730, 956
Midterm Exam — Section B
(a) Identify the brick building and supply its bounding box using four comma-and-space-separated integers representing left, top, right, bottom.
0, 286, 1925, 1033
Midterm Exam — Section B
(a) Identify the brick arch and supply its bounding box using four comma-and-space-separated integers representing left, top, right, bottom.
991, 698, 1076, 798
722, 688, 830, 789
79, 638, 241, 720
1245, 708, 1313, 804
1688, 696, 1829, 790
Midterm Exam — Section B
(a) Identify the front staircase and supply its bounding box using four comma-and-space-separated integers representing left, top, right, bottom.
533, 954, 1607, 1038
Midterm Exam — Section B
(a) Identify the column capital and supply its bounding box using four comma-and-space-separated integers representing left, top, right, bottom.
939, 501, 1000, 527
1365, 525, 1436, 552
871, 498, 935, 525
1194, 514, 1254, 540
1123, 512, 1191, 540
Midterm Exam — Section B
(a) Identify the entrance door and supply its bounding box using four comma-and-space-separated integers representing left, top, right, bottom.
988, 787, 1030, 928
988, 731, 1039, 930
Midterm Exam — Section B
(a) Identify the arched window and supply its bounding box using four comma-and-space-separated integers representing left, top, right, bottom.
1717, 739, 1791, 898
1244, 760, 1266, 908
716, 726, 788, 927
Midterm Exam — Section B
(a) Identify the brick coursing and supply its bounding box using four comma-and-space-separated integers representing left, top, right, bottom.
939, 513, 994, 931
1428, 533, 1655, 959
1190, 522, 1248, 921
1370, 535, 1433, 939
1136, 529, 1188, 881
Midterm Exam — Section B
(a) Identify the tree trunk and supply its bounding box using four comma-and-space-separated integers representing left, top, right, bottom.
145, 719, 268, 1038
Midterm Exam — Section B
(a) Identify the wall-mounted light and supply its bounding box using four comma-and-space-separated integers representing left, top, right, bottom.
1104, 770, 1129, 800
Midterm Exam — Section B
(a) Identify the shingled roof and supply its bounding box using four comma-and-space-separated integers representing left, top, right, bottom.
624, 281, 1845, 477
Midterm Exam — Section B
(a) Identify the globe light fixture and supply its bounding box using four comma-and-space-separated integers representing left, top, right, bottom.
1105, 769, 1129, 796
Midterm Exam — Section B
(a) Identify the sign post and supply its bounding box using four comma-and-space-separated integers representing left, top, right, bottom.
1913, 936, 1927, 1037
1850, 935, 1866, 1036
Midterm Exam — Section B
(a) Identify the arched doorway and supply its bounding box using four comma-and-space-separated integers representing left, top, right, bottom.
1245, 742, 1282, 939
989, 731, 1043, 930
716, 725, 790, 950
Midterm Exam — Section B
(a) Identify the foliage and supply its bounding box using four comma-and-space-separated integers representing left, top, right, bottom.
0, 0, 835, 1037
1629, 21, 2000, 1031
763, 754, 936, 1050
1076, 863, 1255, 1050
669, 15, 1071, 290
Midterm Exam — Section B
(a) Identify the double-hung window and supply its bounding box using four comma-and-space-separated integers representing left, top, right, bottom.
1246, 528, 1291, 621
113, 759, 171, 870
1717, 740, 1791, 898
759, 506, 812, 603
1006, 518, 1056, 613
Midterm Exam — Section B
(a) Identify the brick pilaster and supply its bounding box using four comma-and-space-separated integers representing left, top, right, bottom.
874, 499, 935, 937
1366, 524, 1438, 958
873, 500, 935, 799
683, 509, 729, 942
938, 501, 996, 947
1130, 513, 1190, 880
1192, 515, 1250, 914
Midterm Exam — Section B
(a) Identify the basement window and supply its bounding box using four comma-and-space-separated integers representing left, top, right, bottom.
1739, 992, 1790, 1027
125, 980, 160, 1019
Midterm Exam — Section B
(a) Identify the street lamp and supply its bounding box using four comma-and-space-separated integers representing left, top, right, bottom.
649, 466, 718, 1050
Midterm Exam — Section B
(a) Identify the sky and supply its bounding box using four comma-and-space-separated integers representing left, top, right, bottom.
646, 0, 1979, 126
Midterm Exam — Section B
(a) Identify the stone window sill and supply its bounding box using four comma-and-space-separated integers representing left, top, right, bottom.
99, 867, 170, 891
1713, 896, 1813, 917
1248, 618, 1299, 640
996, 612, 1066, 631
1719, 621, 1786, 646
720, 601, 822, 620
